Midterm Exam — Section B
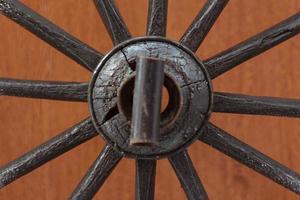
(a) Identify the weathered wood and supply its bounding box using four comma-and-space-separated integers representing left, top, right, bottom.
180, 0, 229, 52
0, 78, 88, 102
146, 0, 168, 37
200, 123, 300, 195
136, 159, 156, 200
213, 92, 300, 118
70, 145, 123, 200
205, 12, 300, 79
90, 38, 212, 158
93, 0, 131, 45
169, 150, 209, 200
0, 0, 300, 200
0, 118, 97, 188
0, 0, 103, 71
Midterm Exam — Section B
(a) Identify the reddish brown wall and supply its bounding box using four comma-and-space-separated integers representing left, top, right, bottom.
0, 0, 300, 199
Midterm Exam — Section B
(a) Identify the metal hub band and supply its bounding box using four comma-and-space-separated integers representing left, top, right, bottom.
89, 37, 213, 158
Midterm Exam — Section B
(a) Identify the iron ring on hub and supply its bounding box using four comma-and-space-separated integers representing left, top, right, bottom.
88, 37, 213, 159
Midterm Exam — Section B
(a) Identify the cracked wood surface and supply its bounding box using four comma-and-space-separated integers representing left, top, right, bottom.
0, 0, 300, 199
91, 38, 211, 158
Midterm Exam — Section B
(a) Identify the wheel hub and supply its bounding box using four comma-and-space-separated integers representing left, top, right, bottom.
89, 37, 213, 158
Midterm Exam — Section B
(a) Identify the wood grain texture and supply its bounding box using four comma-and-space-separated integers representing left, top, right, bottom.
213, 92, 300, 118
136, 159, 156, 200
146, 0, 168, 36
200, 123, 300, 195
180, 0, 229, 52
205, 12, 300, 79
0, 0, 103, 72
0, 0, 300, 199
0, 117, 96, 188
169, 150, 209, 200
0, 78, 88, 102
93, 0, 132, 45
70, 144, 123, 200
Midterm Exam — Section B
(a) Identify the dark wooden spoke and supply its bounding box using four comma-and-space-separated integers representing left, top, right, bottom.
146, 0, 168, 37
213, 92, 300, 118
205, 12, 300, 79
169, 150, 209, 200
70, 145, 123, 200
200, 123, 300, 195
136, 159, 156, 200
180, 0, 229, 52
0, 78, 88, 102
93, 0, 131, 45
0, 0, 103, 72
0, 117, 97, 188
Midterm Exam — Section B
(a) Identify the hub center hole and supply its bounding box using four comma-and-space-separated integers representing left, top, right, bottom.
117, 74, 182, 128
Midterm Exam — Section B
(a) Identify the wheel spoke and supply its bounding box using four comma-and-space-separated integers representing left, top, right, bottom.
0, 0, 103, 72
70, 145, 123, 200
200, 123, 300, 195
146, 0, 168, 37
93, 0, 131, 45
0, 78, 88, 102
0, 117, 97, 188
213, 92, 300, 118
136, 159, 156, 200
169, 150, 209, 200
205, 12, 300, 79
180, 0, 229, 52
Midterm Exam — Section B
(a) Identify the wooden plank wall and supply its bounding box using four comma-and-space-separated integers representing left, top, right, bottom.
0, 0, 299, 199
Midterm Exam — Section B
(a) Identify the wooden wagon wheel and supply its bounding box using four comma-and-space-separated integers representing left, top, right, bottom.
0, 0, 300, 199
